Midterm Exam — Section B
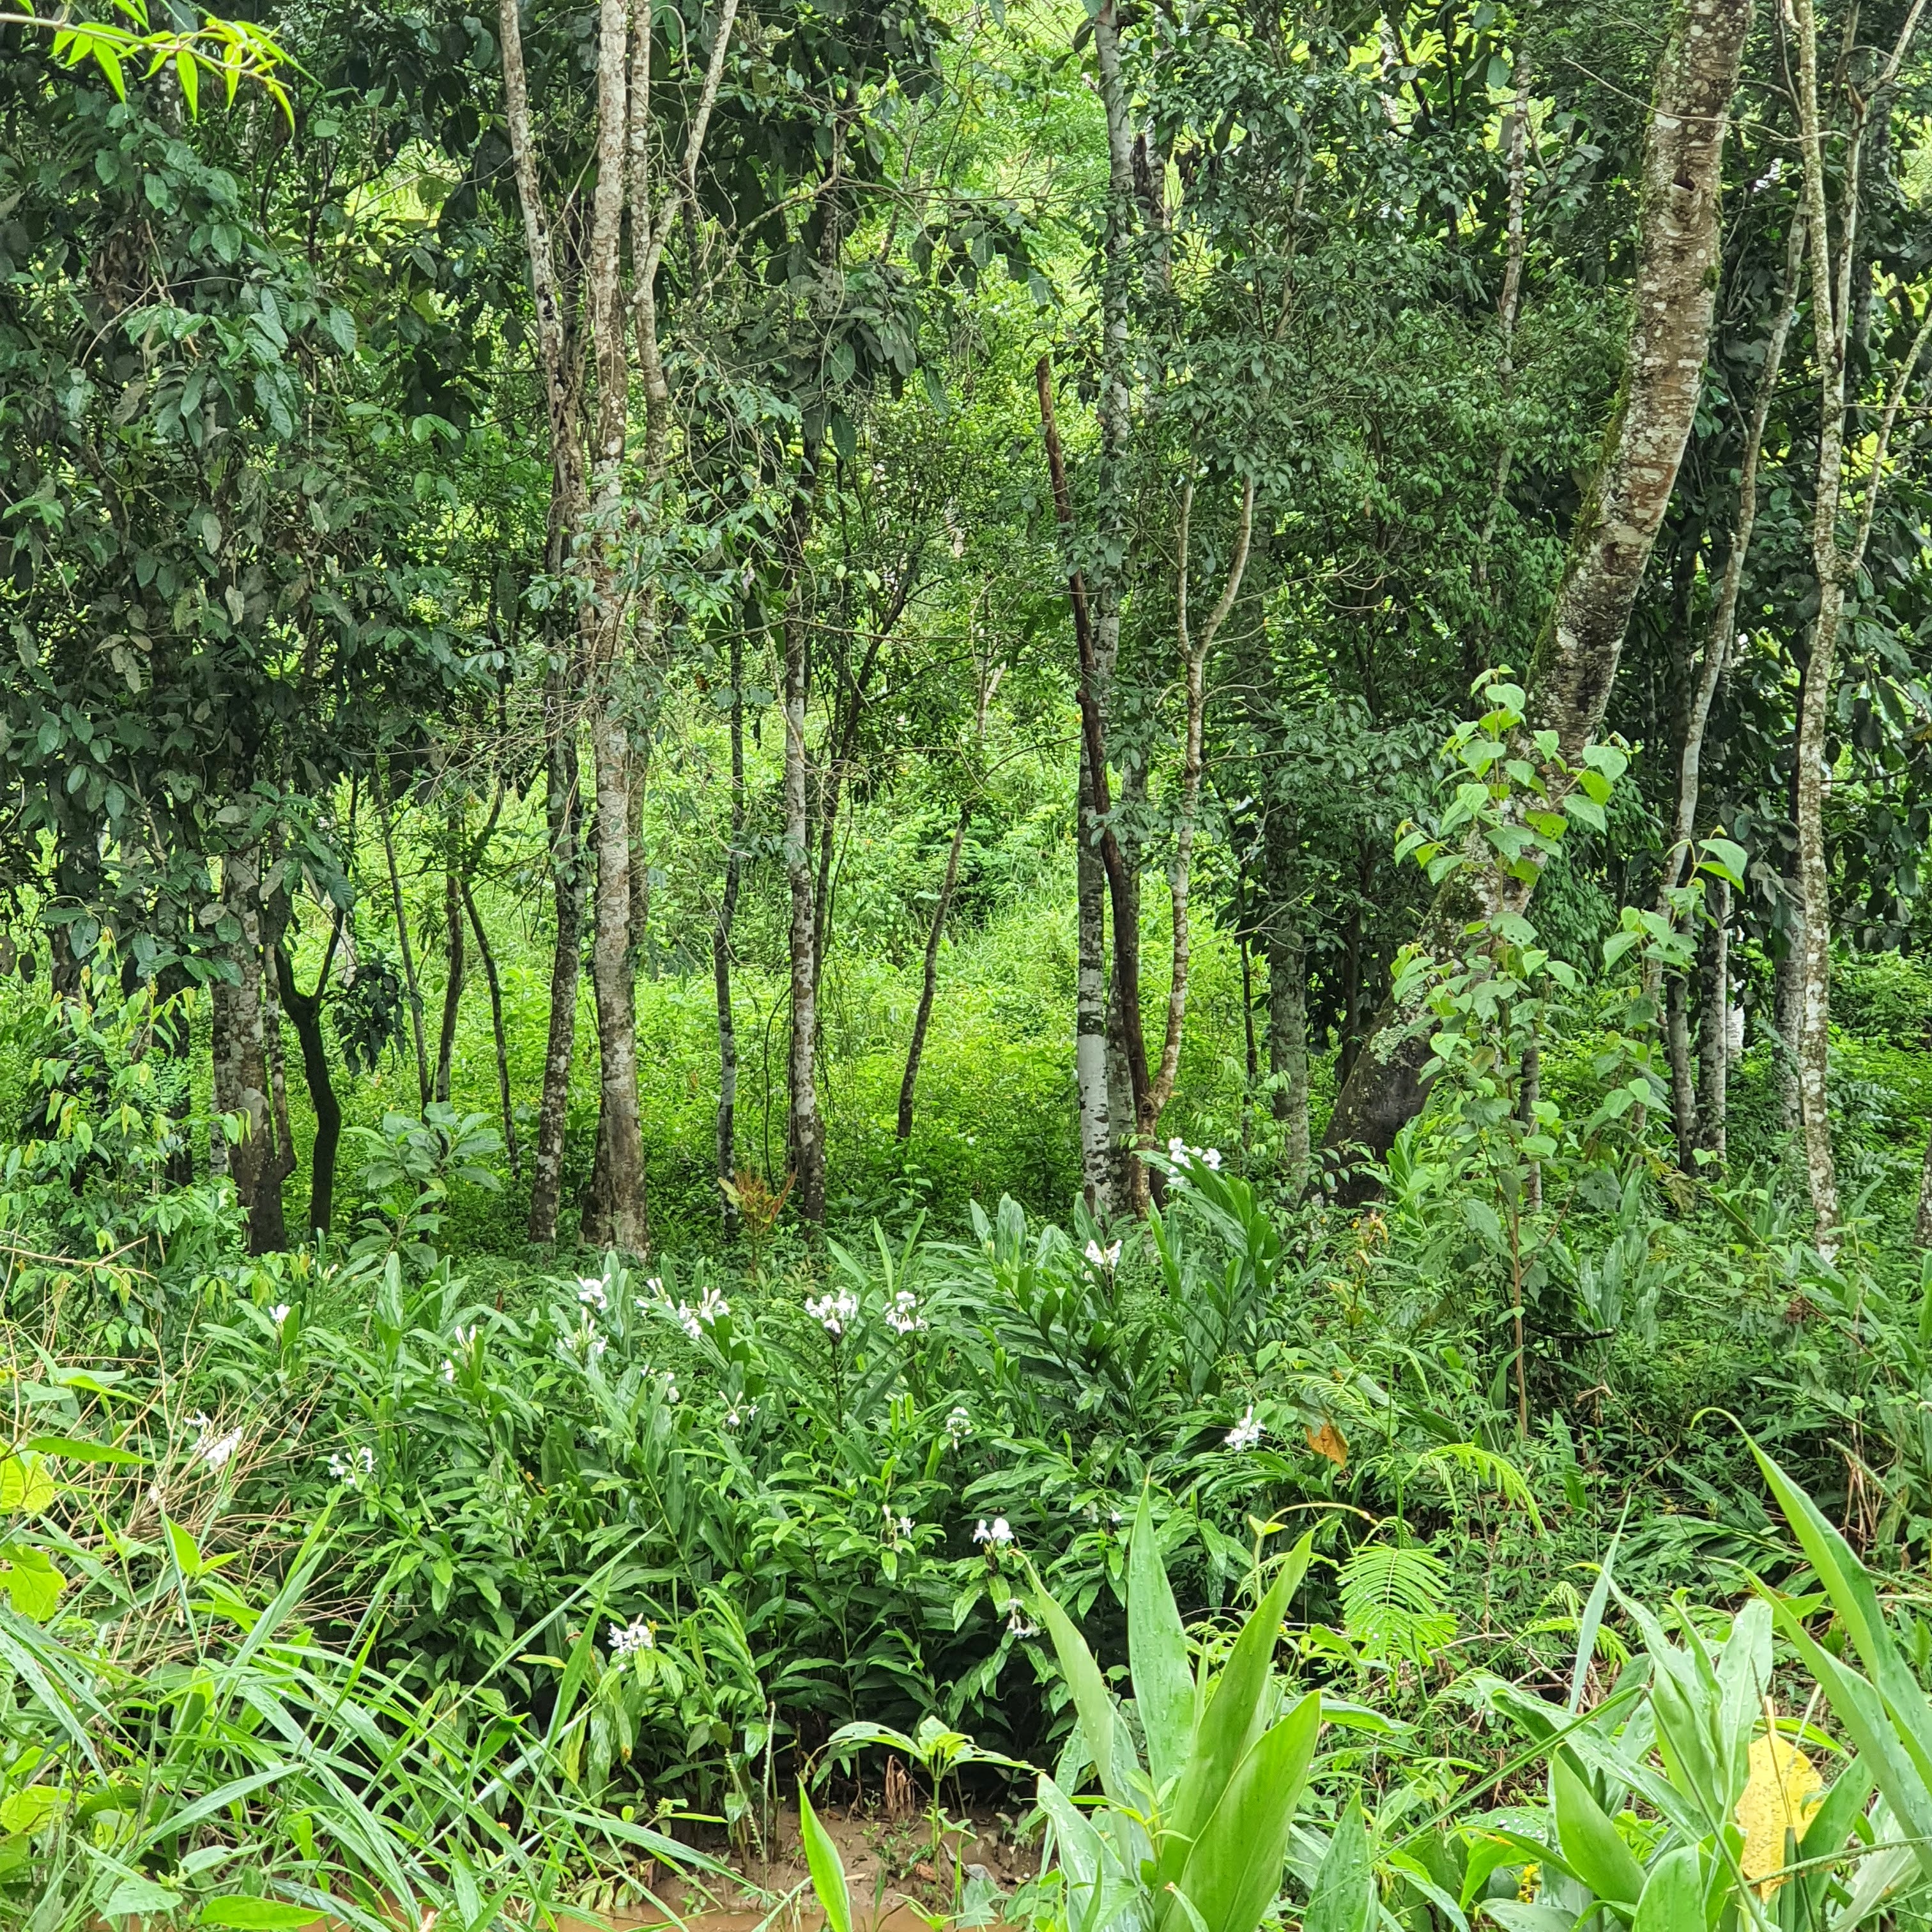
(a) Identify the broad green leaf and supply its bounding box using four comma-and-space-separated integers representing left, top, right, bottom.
0, 1453, 56, 1514
1172, 1692, 1321, 1932
1305, 1796, 1374, 1932
799, 1784, 852, 1932
1630, 1846, 1701, 1932
1129, 1490, 1193, 1794
1165, 1535, 1308, 1869
1552, 1755, 1644, 1910
24, 1436, 142, 1464
0, 1785, 62, 1834
0, 1543, 66, 1620
1033, 1564, 1127, 1803
1483, 1904, 1579, 1932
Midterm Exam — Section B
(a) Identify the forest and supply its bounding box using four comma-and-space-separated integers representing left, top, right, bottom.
10, 0, 1932, 1922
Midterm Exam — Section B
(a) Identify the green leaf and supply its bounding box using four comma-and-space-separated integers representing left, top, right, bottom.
1305, 1796, 1374, 1932
1552, 1755, 1644, 1910
174, 45, 199, 114
1174, 1692, 1321, 1932
0, 1543, 66, 1620
197, 1901, 318, 1930
1032, 1564, 1127, 1803
799, 1784, 852, 1932
1129, 1491, 1193, 1794
106, 1875, 185, 1917
0, 1453, 56, 1514
1630, 1846, 1701, 1932
23, 1436, 141, 1465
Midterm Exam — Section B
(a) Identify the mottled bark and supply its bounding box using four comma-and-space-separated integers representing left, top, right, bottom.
1666, 968, 1696, 1170
1075, 749, 1112, 1213
529, 719, 585, 1246
212, 845, 285, 1254
1320, 0, 1751, 1188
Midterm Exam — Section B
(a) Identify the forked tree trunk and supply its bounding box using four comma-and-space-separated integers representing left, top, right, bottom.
1319, 0, 1752, 1190
898, 803, 970, 1142
273, 911, 344, 1234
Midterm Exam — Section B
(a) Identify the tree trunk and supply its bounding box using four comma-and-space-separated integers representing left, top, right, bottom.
461, 877, 519, 1179
1788, 0, 1929, 1248
1147, 477, 1255, 1137
781, 450, 825, 1225
1775, 896, 1804, 1133
273, 914, 344, 1234
1915, 1128, 1932, 1246
530, 714, 585, 1246
434, 802, 465, 1105
1075, 748, 1112, 1213
1319, 0, 1752, 1188
1695, 871, 1729, 1163
898, 803, 970, 1141
213, 844, 286, 1254
715, 622, 747, 1236
1518, 1025, 1542, 1211
1265, 918, 1310, 1190
1666, 970, 1696, 1170
379, 769, 432, 1111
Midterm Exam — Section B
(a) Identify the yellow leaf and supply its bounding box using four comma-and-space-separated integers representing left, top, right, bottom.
1736, 1731, 1823, 1897
1306, 1420, 1349, 1469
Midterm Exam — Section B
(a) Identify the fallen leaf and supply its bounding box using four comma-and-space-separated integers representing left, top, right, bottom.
1307, 1420, 1349, 1469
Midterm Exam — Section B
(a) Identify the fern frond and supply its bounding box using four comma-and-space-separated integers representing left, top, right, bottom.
1338, 1541, 1455, 1667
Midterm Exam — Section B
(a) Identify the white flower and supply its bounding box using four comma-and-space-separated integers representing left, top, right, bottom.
1224, 1406, 1264, 1452
577, 1278, 609, 1312
439, 1359, 456, 1384
1084, 1239, 1121, 1270
725, 1400, 759, 1428
898, 1513, 914, 1536
645, 1276, 664, 1297
974, 1517, 1014, 1547
328, 1444, 376, 1485
664, 1375, 681, 1404
884, 1290, 926, 1334
1006, 1600, 1040, 1638
198, 1427, 244, 1471
1109, 1509, 1124, 1528
268, 1303, 291, 1326
698, 1285, 730, 1324
805, 1290, 859, 1337
945, 1405, 972, 1445
1167, 1136, 1186, 1156
675, 1304, 703, 1341
608, 1617, 654, 1659
452, 1324, 477, 1347
1752, 156, 1784, 192
1199, 1146, 1223, 1172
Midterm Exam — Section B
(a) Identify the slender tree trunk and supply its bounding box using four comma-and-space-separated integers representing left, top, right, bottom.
213, 844, 286, 1254
1695, 872, 1729, 1163
1913, 1128, 1932, 1246
1666, 972, 1697, 1169
461, 878, 519, 1179
273, 915, 344, 1234
781, 450, 826, 1224
1147, 477, 1255, 1136
899, 805, 970, 1142
379, 770, 431, 1110
1518, 1025, 1542, 1211
1265, 918, 1310, 1189
262, 888, 297, 1207
435, 802, 465, 1105
1775, 895, 1804, 1133
1320, 0, 1752, 1187
1075, 751, 1112, 1213
715, 623, 747, 1236
1038, 356, 1150, 1210
530, 712, 585, 1245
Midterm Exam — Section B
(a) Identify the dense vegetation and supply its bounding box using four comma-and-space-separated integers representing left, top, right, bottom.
10, 0, 1932, 1925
